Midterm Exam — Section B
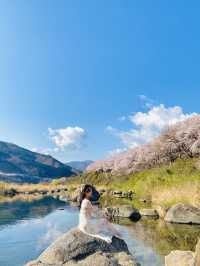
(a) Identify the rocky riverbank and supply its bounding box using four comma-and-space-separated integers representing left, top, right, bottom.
25, 228, 140, 266
59, 185, 200, 224
0, 187, 68, 197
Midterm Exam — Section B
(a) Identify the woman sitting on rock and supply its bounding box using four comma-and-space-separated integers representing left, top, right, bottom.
78, 184, 122, 243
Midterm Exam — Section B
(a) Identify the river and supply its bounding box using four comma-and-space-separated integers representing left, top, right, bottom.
0, 196, 199, 266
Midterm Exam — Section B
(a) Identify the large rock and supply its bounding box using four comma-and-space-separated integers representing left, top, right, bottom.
66, 251, 138, 266
164, 203, 200, 224
194, 238, 200, 266
165, 239, 200, 266
25, 228, 140, 266
165, 250, 195, 266
139, 208, 159, 217
105, 205, 141, 220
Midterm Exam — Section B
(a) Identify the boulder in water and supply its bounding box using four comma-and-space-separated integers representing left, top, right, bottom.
139, 208, 159, 217
194, 238, 200, 266
164, 203, 200, 224
165, 239, 200, 266
105, 205, 141, 220
165, 250, 195, 266
25, 228, 140, 266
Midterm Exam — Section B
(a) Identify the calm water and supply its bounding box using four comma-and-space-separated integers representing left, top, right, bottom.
0, 197, 199, 266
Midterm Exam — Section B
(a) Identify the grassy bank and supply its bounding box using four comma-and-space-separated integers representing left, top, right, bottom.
66, 158, 200, 209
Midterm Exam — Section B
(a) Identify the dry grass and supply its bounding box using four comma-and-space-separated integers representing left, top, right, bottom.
0, 180, 68, 193
0, 194, 44, 203
152, 181, 200, 208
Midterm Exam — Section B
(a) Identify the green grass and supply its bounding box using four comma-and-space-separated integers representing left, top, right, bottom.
67, 158, 200, 208
112, 158, 200, 193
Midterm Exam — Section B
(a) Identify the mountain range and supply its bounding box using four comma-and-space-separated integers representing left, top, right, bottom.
0, 141, 75, 183
66, 160, 93, 173
87, 116, 200, 175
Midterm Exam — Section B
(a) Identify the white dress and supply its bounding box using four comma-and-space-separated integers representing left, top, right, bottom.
78, 198, 113, 243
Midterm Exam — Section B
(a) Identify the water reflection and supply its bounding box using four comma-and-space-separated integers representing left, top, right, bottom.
0, 197, 77, 266
0, 196, 66, 227
114, 217, 200, 265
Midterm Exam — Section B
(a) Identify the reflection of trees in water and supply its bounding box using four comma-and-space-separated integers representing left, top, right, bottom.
117, 218, 200, 255
0, 197, 66, 227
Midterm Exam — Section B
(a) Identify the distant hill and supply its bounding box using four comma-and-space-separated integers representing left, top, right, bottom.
87, 116, 200, 175
66, 160, 93, 173
0, 141, 75, 183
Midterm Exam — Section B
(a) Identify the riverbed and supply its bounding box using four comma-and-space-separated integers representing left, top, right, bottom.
0, 196, 199, 266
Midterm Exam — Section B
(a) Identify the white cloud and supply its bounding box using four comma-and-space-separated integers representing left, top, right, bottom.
31, 126, 86, 156
48, 126, 86, 151
107, 104, 197, 148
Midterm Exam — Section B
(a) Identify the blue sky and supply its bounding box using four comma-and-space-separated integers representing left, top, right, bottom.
0, 1, 200, 162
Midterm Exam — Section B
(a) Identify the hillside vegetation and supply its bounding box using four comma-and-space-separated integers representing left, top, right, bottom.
68, 158, 200, 208
0, 141, 74, 183
87, 116, 200, 175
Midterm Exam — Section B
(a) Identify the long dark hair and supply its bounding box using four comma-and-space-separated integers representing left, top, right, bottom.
79, 184, 93, 208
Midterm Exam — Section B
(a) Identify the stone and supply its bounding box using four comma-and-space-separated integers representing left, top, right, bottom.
105, 205, 141, 220
140, 208, 159, 217
66, 251, 139, 266
165, 203, 200, 224
24, 191, 31, 195
194, 239, 200, 266
122, 191, 134, 199
0, 188, 17, 196
59, 195, 68, 202
25, 228, 140, 266
165, 234, 200, 266
165, 250, 195, 266
113, 191, 123, 195
114, 251, 140, 266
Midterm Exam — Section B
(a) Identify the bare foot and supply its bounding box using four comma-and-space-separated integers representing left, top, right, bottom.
107, 239, 112, 244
